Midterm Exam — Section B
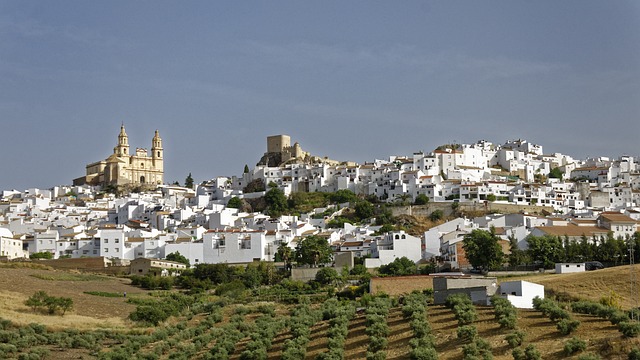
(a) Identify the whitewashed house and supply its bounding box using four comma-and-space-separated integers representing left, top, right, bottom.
364, 231, 421, 268
555, 263, 586, 274
497, 280, 545, 309
0, 228, 27, 259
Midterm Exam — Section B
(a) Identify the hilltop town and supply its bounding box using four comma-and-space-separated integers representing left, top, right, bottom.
1, 128, 639, 272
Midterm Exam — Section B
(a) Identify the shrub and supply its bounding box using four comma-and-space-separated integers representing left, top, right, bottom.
457, 325, 478, 341
505, 330, 525, 348
512, 348, 525, 360
564, 336, 587, 355
410, 346, 438, 360
609, 310, 630, 325
524, 344, 541, 360
619, 321, 640, 338
497, 313, 517, 329
556, 318, 580, 335
629, 348, 640, 360
366, 351, 386, 360
129, 306, 169, 326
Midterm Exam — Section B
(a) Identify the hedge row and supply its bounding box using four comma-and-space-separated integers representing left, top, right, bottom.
365, 297, 392, 360
571, 300, 640, 338
316, 300, 356, 360
532, 297, 580, 335
402, 292, 437, 360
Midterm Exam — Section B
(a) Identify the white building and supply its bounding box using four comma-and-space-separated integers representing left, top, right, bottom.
497, 280, 545, 309
364, 231, 422, 268
555, 263, 586, 274
0, 228, 27, 259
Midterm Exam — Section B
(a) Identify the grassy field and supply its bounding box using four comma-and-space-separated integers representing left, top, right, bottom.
0, 264, 638, 359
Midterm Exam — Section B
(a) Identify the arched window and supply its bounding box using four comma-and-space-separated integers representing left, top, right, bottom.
157, 151, 161, 157
140, 176, 145, 183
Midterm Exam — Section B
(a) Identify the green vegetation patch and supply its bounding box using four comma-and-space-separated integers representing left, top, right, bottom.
83, 291, 123, 298
30, 273, 108, 281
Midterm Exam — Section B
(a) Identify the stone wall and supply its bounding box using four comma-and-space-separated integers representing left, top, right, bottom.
369, 275, 434, 296
390, 202, 554, 218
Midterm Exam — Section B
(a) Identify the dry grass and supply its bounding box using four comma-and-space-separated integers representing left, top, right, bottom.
0, 267, 146, 329
0, 264, 639, 359
500, 264, 640, 309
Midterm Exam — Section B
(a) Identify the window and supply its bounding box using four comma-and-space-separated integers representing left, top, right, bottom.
115, 239, 120, 243
104, 248, 109, 252
104, 239, 109, 243
82, 250, 88, 254
93, 250, 97, 254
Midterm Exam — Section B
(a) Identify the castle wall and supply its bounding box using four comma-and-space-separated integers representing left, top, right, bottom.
267, 135, 290, 153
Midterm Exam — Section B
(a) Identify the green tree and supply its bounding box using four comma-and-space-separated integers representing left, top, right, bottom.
25, 291, 50, 312
378, 256, 416, 276
414, 194, 429, 205
227, 196, 243, 209
486, 194, 497, 202
276, 241, 294, 267
244, 164, 250, 173
315, 267, 339, 285
549, 167, 563, 179
429, 209, 444, 222
166, 251, 190, 267
526, 235, 565, 268
295, 235, 333, 267
185, 173, 194, 188
329, 189, 357, 204
462, 228, 505, 271
354, 200, 375, 220
508, 236, 530, 267
264, 187, 288, 216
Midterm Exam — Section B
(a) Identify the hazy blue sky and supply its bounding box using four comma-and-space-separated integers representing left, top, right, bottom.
1, 1, 638, 190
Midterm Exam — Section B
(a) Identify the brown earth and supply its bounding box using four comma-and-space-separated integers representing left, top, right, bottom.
501, 264, 640, 309
0, 264, 639, 359
0, 265, 145, 330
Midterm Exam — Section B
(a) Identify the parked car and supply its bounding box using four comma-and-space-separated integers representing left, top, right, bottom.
585, 261, 604, 271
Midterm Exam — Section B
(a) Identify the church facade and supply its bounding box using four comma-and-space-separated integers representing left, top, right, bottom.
77, 125, 164, 187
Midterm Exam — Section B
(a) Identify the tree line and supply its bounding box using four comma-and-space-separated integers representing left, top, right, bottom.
463, 228, 640, 270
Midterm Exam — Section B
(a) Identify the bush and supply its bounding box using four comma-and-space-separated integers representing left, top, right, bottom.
366, 351, 386, 360
564, 336, 587, 355
457, 325, 477, 341
619, 321, 640, 338
505, 330, 525, 348
524, 344, 541, 360
129, 306, 169, 326
556, 318, 580, 335
512, 348, 525, 360
609, 310, 630, 325
410, 346, 438, 360
629, 348, 640, 360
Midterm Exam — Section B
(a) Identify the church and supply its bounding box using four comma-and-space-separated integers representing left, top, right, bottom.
75, 125, 164, 187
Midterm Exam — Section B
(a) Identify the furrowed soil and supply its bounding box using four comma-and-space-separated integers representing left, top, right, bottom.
0, 264, 638, 359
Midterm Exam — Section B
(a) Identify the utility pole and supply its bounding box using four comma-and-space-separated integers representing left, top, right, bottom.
630, 242, 638, 321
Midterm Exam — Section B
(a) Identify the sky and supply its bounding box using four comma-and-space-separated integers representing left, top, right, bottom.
0, 1, 639, 190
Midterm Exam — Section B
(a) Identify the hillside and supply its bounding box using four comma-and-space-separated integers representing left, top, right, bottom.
0, 264, 639, 359
502, 264, 640, 309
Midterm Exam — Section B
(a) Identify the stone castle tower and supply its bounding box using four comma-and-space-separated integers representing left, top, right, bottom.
77, 125, 164, 187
